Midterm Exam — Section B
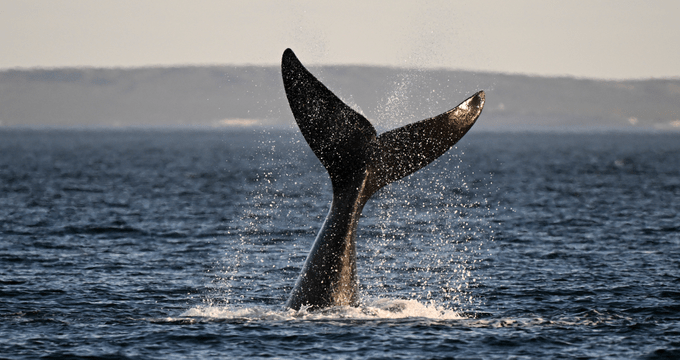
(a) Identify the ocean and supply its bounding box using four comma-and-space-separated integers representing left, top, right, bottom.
1, 128, 679, 359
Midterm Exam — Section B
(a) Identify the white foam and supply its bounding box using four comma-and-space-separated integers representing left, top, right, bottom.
180, 298, 464, 321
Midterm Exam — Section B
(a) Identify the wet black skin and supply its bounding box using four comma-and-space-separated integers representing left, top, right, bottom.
281, 48, 485, 310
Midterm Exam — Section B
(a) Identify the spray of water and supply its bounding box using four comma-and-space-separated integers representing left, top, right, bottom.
362, 70, 495, 314
197, 72, 495, 321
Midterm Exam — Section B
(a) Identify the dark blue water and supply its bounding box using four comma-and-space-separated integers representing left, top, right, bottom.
1, 128, 679, 359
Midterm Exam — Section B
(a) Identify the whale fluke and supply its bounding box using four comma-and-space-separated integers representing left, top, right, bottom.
281, 48, 484, 310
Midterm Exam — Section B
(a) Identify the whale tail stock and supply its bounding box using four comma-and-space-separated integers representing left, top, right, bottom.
281, 48, 484, 310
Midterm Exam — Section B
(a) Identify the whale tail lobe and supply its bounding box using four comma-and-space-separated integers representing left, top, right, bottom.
282, 48, 485, 200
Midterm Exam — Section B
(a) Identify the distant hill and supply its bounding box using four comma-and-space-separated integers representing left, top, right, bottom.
1, 65, 679, 130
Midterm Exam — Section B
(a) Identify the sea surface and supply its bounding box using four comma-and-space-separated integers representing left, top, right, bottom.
1, 128, 679, 359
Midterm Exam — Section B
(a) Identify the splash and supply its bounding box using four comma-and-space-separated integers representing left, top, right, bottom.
181, 297, 464, 321
206, 71, 495, 314
362, 70, 495, 313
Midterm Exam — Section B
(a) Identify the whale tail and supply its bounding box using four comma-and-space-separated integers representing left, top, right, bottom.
282, 48, 485, 199
282, 48, 484, 310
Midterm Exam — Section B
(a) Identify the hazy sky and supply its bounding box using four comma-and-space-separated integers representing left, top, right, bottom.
2, 0, 679, 79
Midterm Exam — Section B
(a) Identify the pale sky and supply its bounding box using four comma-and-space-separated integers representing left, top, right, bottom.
1, 0, 679, 79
